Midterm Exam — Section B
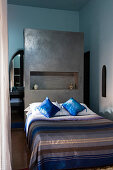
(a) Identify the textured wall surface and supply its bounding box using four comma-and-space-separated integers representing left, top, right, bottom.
80, 0, 113, 113
8, 4, 79, 63
24, 29, 84, 108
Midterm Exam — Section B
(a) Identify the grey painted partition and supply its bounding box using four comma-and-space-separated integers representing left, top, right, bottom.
24, 29, 84, 110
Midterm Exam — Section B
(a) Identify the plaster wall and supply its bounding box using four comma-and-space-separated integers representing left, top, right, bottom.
80, 0, 113, 113
8, 4, 79, 63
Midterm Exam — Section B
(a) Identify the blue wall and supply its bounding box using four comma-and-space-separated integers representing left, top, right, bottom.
80, 0, 113, 112
8, 1, 113, 113
8, 4, 79, 62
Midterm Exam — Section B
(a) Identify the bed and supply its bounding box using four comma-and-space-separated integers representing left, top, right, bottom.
25, 101, 113, 170
24, 29, 113, 169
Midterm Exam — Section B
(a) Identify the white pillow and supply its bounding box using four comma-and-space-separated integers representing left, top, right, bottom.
25, 110, 44, 118
26, 109, 32, 115
25, 102, 96, 117
30, 102, 43, 115
24, 102, 43, 115
77, 103, 96, 116
24, 106, 30, 112
29, 102, 42, 110
28, 101, 61, 116
59, 102, 95, 116
55, 108, 70, 116
24, 102, 42, 112
27, 101, 70, 117
54, 102, 70, 117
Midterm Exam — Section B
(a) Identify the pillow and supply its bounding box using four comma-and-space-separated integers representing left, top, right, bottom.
55, 102, 70, 117
77, 103, 96, 116
55, 108, 70, 116
24, 106, 30, 112
37, 97, 60, 118
24, 103, 42, 115
30, 101, 69, 117
29, 102, 42, 110
26, 110, 32, 116
27, 101, 59, 115
62, 98, 86, 116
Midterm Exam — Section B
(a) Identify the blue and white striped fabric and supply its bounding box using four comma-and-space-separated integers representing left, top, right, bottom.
25, 114, 113, 170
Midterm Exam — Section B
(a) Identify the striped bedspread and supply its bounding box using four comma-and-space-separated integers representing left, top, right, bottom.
25, 114, 113, 170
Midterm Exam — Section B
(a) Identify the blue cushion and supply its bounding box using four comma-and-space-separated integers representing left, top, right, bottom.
62, 98, 86, 116
37, 97, 60, 118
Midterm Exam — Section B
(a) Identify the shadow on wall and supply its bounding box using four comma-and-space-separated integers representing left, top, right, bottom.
89, 28, 100, 114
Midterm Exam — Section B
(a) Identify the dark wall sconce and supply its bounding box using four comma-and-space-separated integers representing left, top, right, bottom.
102, 65, 106, 97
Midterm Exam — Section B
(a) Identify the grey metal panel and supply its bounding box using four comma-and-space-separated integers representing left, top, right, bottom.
24, 29, 84, 109
25, 89, 83, 108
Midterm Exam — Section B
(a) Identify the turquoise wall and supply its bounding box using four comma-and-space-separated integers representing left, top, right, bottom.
8, 4, 79, 62
80, 0, 113, 112
8, 1, 113, 114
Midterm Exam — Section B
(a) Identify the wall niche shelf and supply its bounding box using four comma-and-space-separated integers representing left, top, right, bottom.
30, 71, 78, 90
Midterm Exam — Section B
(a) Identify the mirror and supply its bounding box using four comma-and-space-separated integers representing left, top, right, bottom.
14, 54, 20, 86
9, 49, 24, 92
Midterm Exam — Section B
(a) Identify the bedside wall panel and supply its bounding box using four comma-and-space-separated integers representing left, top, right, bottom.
24, 29, 84, 108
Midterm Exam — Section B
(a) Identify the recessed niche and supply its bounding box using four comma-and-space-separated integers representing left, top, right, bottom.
30, 71, 78, 90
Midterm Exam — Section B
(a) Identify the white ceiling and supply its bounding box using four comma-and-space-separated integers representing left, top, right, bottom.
8, 0, 89, 11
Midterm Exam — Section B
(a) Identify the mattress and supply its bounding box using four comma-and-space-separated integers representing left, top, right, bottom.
25, 114, 113, 170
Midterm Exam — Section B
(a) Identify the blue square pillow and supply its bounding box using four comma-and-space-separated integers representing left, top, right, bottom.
62, 98, 86, 116
37, 97, 60, 118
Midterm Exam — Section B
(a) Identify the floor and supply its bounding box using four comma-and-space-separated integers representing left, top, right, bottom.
11, 129, 113, 170
11, 129, 30, 170
11, 109, 24, 123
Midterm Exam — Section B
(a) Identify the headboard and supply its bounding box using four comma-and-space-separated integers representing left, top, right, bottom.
24, 29, 84, 109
